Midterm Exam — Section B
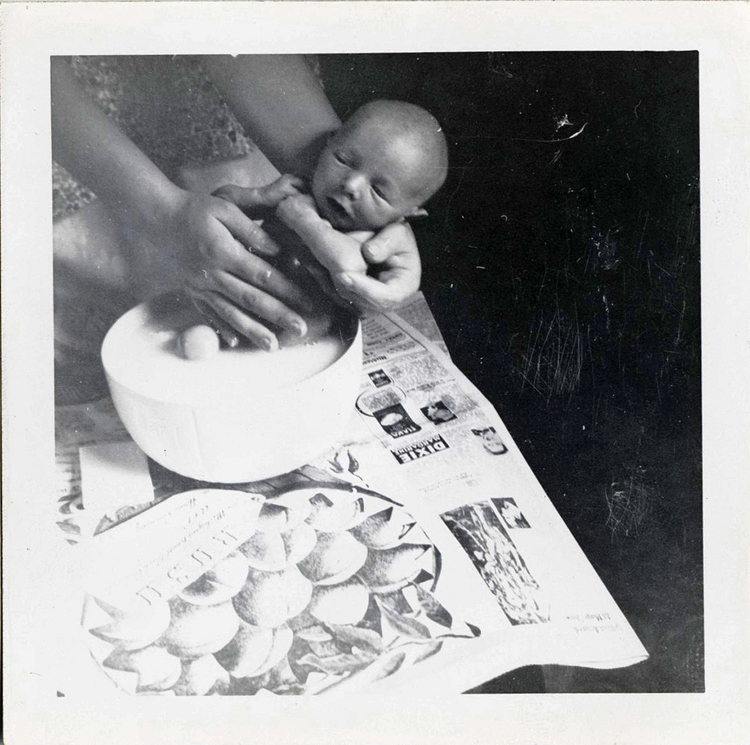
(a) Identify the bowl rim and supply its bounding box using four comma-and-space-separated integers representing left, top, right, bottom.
101, 291, 362, 405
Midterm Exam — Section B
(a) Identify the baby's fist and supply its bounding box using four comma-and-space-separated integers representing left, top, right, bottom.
261, 174, 306, 206
276, 192, 320, 227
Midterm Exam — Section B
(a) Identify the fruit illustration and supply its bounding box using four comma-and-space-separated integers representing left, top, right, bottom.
178, 551, 249, 606
350, 507, 417, 549
215, 621, 293, 679
172, 654, 231, 696
86, 487, 462, 697
305, 492, 365, 531
103, 644, 182, 692
161, 597, 240, 658
298, 530, 368, 585
239, 523, 317, 572
357, 543, 432, 593
309, 577, 370, 625
89, 596, 171, 651
233, 565, 313, 628
256, 501, 312, 533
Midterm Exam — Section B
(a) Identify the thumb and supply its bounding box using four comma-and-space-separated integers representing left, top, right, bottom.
361, 223, 401, 264
361, 220, 417, 265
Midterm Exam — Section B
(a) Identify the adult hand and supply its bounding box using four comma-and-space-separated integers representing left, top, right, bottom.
125, 188, 314, 351
50, 58, 314, 351
333, 220, 422, 313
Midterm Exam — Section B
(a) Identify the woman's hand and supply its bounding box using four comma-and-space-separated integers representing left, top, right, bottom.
333, 220, 422, 313
50, 59, 314, 351
204, 56, 423, 315
124, 188, 314, 351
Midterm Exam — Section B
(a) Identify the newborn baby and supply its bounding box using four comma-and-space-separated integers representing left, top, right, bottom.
182, 100, 448, 357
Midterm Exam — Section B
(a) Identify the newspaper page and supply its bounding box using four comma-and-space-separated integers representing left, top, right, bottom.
49, 300, 647, 699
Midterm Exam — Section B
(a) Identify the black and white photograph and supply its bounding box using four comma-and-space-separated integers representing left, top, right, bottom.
2, 2, 749, 745
367, 369, 392, 388
51, 43, 704, 691
492, 497, 531, 530
441, 500, 547, 625
471, 425, 508, 456
373, 402, 422, 438
420, 399, 457, 425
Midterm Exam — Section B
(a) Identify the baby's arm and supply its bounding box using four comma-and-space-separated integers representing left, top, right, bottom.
275, 193, 370, 276
212, 174, 306, 218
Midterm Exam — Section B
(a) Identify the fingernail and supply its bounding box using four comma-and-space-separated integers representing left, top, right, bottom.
227, 335, 239, 348
261, 336, 278, 352
339, 273, 354, 288
292, 319, 308, 337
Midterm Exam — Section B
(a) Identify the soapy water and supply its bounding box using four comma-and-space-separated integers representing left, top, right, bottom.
103, 294, 355, 403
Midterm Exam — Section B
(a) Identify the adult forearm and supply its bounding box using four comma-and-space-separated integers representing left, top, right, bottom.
203, 55, 341, 177
50, 58, 180, 225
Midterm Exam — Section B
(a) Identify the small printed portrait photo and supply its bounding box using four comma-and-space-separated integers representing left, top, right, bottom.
472, 426, 508, 455
420, 399, 457, 425
492, 498, 531, 529
373, 403, 422, 439
368, 369, 392, 388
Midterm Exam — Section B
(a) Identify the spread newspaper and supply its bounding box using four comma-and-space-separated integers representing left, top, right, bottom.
51, 295, 647, 699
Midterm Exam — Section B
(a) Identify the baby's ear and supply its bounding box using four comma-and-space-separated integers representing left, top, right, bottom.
406, 207, 429, 220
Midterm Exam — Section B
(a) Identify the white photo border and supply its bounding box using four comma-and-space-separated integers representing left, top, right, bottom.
2, 2, 749, 744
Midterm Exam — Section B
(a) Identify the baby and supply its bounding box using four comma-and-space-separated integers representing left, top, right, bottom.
184, 100, 448, 356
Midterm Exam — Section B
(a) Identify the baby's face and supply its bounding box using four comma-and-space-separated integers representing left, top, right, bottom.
311, 117, 430, 231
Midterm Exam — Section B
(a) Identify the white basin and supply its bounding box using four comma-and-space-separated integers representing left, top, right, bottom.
101, 292, 362, 483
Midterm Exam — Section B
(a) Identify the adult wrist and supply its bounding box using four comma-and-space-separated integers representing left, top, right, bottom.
116, 176, 186, 231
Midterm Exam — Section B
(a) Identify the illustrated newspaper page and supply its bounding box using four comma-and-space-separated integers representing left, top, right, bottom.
49, 297, 647, 698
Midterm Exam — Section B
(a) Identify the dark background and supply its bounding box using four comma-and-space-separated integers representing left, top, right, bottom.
320, 52, 702, 693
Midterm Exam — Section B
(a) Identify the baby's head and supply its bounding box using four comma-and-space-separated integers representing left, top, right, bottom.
311, 100, 448, 232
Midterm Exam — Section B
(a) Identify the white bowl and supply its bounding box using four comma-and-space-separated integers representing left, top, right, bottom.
101, 292, 362, 483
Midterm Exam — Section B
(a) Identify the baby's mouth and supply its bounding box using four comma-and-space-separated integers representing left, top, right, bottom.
325, 197, 352, 227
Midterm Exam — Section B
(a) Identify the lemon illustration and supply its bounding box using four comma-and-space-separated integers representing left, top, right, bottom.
178, 551, 249, 606
256, 501, 312, 533
215, 621, 293, 679
104, 643, 182, 693
172, 654, 230, 696
239, 523, 317, 572
89, 596, 171, 651
308, 577, 370, 625
305, 492, 365, 531
350, 507, 417, 549
298, 530, 368, 586
357, 543, 432, 594
233, 565, 313, 628
160, 597, 240, 658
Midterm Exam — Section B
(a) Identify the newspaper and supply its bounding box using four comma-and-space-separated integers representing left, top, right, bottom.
51, 299, 648, 698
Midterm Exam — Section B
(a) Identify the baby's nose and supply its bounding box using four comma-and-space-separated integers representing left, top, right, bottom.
341, 172, 366, 199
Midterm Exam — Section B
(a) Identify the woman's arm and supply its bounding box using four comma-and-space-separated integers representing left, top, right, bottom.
203, 55, 341, 178
51, 58, 313, 349
51, 58, 179, 234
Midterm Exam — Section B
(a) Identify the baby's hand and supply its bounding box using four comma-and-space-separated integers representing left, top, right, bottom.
259, 174, 306, 207
277, 193, 369, 279
275, 192, 321, 227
